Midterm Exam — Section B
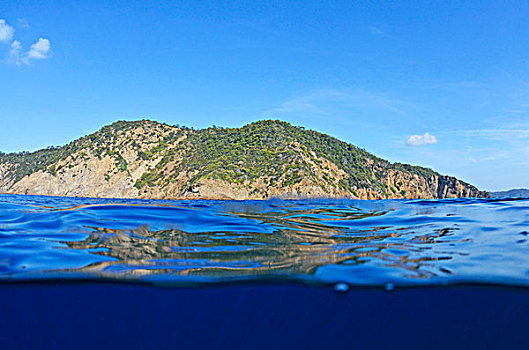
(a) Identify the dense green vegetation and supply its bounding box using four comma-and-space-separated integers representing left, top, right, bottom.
0, 146, 66, 183
132, 120, 442, 195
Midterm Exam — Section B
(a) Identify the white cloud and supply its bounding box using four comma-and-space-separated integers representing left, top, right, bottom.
0, 19, 15, 42
6, 37, 52, 65
406, 132, 438, 147
1, 18, 51, 65
27, 38, 51, 59
8, 40, 23, 65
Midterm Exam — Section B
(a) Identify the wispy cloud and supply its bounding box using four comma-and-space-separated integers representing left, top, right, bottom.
17, 18, 30, 29
465, 128, 529, 140
368, 26, 384, 35
0, 19, 14, 42
406, 132, 438, 147
365, 25, 398, 40
431, 116, 529, 167
263, 96, 319, 117
263, 89, 410, 120
8, 40, 22, 64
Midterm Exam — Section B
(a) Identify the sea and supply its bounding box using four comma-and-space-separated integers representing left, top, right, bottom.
1, 193, 528, 349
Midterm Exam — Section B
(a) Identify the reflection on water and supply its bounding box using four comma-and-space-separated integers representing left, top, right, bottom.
1, 194, 529, 287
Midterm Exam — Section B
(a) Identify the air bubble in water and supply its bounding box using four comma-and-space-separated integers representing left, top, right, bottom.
334, 282, 349, 292
385, 282, 395, 291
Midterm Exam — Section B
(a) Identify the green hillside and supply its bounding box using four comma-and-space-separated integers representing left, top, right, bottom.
0, 119, 488, 200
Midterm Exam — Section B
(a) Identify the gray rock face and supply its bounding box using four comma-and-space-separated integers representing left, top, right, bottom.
435, 175, 488, 198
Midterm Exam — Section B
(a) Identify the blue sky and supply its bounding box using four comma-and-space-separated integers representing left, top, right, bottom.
1, 1, 529, 191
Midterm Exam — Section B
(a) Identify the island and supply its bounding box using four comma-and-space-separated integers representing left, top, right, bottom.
0, 120, 489, 200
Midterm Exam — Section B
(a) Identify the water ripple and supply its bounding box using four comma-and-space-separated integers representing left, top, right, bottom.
0, 194, 528, 287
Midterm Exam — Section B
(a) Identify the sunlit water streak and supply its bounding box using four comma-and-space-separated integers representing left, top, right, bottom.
0, 194, 528, 287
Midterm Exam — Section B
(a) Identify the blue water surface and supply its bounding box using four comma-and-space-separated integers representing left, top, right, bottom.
1, 194, 528, 288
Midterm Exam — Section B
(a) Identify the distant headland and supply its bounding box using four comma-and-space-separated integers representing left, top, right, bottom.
491, 189, 529, 199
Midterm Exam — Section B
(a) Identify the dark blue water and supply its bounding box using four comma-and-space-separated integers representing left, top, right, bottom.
2, 194, 529, 349
1, 193, 528, 288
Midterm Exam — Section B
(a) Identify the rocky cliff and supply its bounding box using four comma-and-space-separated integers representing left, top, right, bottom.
0, 119, 489, 200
